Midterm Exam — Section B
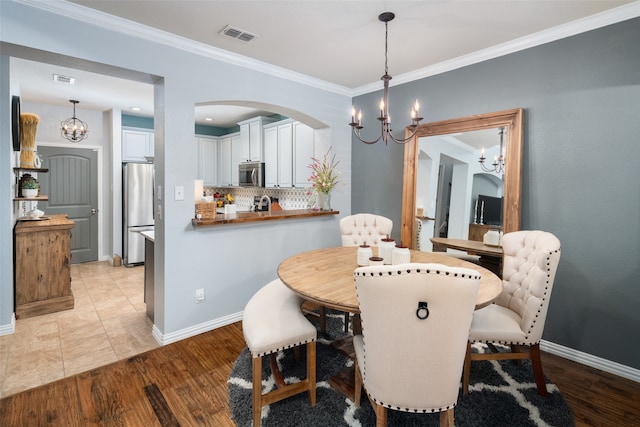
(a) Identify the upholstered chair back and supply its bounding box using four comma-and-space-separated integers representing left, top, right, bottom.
354, 263, 480, 412
339, 214, 393, 247
497, 230, 561, 343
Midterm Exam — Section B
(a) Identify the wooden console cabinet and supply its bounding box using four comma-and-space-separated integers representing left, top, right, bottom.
14, 214, 74, 319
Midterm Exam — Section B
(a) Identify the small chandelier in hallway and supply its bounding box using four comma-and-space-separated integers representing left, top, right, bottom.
349, 12, 423, 145
61, 100, 88, 143
479, 127, 506, 173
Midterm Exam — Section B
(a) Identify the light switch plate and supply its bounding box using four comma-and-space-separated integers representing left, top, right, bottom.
174, 186, 184, 201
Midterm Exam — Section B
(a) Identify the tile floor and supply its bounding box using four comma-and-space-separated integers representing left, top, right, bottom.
0, 261, 159, 398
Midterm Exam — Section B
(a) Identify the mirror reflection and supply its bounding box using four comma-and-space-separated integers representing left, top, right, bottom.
416, 128, 505, 251
400, 108, 523, 250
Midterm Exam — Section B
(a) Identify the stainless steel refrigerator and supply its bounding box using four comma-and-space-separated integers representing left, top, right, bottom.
123, 162, 154, 266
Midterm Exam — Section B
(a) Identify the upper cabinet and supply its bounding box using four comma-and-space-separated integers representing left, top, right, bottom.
264, 120, 315, 189
238, 116, 277, 162
264, 120, 293, 188
229, 132, 242, 186
218, 135, 233, 186
195, 135, 218, 186
292, 122, 314, 188
122, 128, 154, 162
192, 117, 314, 189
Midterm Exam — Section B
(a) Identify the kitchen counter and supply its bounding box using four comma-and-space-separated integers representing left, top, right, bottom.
191, 208, 339, 227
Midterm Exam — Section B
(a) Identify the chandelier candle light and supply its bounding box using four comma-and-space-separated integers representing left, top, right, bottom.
349, 12, 423, 145
479, 127, 506, 173
61, 100, 88, 143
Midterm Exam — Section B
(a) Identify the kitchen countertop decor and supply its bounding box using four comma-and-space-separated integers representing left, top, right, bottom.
191, 209, 339, 227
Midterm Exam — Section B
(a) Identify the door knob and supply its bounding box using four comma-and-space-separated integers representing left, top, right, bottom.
91, 209, 97, 215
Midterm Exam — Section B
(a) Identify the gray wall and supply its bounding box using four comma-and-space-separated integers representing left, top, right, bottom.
352, 18, 640, 369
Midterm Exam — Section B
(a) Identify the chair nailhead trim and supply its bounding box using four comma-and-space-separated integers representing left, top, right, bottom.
372, 397, 455, 413
354, 267, 480, 280
251, 337, 316, 358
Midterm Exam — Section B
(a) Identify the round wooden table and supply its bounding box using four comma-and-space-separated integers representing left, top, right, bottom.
277, 246, 502, 313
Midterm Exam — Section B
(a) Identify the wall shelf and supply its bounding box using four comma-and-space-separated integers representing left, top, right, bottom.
13, 167, 49, 201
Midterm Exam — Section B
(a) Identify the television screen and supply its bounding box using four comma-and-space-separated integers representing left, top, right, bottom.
477, 195, 503, 226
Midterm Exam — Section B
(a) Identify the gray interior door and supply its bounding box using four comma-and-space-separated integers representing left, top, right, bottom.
38, 146, 99, 264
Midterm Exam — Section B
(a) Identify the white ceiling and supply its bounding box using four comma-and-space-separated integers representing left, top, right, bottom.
13, 0, 638, 127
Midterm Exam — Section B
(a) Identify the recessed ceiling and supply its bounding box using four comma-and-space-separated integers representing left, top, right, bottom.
13, 1, 637, 126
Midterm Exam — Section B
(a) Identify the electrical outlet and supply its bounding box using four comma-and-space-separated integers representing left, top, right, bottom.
195, 288, 205, 303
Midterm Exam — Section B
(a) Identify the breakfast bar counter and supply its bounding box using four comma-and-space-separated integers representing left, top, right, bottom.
191, 209, 339, 227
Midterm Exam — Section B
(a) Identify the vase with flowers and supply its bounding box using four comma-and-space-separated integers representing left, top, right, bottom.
308, 147, 340, 211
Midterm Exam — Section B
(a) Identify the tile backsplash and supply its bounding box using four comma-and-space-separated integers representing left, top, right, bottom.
203, 187, 314, 210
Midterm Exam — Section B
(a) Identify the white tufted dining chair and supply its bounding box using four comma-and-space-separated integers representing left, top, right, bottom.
339, 214, 393, 247
332, 213, 393, 333
463, 230, 561, 397
353, 263, 480, 426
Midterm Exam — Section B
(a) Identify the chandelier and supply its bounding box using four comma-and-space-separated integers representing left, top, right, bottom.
349, 12, 423, 145
479, 127, 506, 173
61, 100, 88, 142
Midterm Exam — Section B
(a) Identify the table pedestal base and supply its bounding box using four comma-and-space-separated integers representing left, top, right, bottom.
329, 334, 357, 402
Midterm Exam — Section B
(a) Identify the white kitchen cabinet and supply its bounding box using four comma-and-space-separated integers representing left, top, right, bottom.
264, 121, 293, 188
218, 136, 233, 187
229, 132, 242, 186
195, 136, 218, 186
122, 128, 154, 162
293, 122, 314, 188
238, 116, 277, 162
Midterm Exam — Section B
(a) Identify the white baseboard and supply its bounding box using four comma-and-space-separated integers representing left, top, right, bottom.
541, 339, 639, 383
0, 315, 16, 336
151, 311, 243, 346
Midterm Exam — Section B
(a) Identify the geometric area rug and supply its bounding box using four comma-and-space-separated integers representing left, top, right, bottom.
228, 311, 574, 427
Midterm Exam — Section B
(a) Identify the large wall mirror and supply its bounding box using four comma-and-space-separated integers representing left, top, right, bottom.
401, 108, 523, 249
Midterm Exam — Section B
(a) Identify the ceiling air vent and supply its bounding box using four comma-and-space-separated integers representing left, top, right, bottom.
220, 25, 259, 43
53, 74, 75, 84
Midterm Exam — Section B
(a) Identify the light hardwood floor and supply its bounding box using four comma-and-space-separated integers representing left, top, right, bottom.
0, 261, 159, 397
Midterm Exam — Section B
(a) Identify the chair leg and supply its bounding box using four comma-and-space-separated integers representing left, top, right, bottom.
511, 344, 523, 366
530, 344, 548, 397
462, 342, 472, 395
354, 359, 362, 407
307, 341, 317, 406
344, 312, 350, 333
319, 306, 326, 333
374, 402, 387, 427
440, 408, 454, 427
252, 356, 263, 427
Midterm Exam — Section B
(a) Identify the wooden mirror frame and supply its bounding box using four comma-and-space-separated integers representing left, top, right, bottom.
401, 108, 524, 248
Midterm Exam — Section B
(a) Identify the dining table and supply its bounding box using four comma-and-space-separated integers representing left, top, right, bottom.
277, 245, 503, 400
430, 236, 503, 277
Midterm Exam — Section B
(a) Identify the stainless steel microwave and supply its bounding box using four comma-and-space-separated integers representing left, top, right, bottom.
238, 162, 265, 187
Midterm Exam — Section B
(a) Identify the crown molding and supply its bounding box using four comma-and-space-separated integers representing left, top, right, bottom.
353, 1, 640, 96
16, 0, 353, 97
17, 0, 640, 99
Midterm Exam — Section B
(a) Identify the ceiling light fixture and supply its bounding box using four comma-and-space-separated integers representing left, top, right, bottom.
349, 12, 423, 145
61, 100, 88, 143
479, 127, 506, 173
